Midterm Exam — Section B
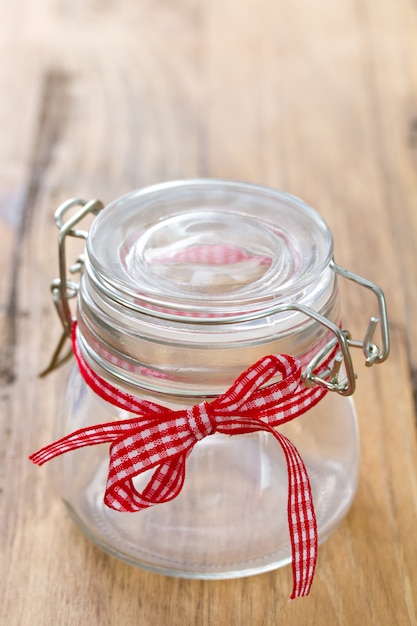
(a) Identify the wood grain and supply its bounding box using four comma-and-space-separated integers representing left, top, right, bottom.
1, 0, 417, 624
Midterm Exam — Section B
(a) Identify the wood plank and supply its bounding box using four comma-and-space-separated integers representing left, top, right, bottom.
1, 0, 417, 623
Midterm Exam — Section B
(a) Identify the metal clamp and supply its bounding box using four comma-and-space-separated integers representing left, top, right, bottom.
297, 261, 390, 396
330, 261, 390, 366
40, 198, 104, 376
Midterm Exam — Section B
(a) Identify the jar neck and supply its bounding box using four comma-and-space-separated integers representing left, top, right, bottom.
76, 269, 340, 399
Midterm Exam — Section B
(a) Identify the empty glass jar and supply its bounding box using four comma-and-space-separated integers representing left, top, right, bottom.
35, 180, 389, 582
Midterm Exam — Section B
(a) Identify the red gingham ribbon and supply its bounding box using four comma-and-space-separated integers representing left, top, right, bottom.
30, 323, 333, 599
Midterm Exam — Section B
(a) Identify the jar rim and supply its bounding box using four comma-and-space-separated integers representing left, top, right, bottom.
85, 179, 334, 322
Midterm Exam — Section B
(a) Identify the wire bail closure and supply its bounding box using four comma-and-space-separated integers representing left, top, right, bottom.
41, 197, 390, 395
40, 198, 104, 376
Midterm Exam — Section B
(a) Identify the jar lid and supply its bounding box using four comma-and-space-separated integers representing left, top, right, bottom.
85, 179, 333, 321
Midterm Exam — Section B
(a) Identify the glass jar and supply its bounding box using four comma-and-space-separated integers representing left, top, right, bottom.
33, 180, 389, 590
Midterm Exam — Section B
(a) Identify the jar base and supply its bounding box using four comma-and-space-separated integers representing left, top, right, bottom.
65, 501, 298, 579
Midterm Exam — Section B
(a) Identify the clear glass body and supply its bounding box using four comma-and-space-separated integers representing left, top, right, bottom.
57, 180, 359, 578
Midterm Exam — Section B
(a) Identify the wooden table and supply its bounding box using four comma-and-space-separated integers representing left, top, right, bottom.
1, 1, 417, 624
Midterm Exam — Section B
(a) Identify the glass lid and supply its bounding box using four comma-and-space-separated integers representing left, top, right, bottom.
85, 179, 333, 320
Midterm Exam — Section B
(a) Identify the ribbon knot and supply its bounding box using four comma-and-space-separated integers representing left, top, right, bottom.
30, 323, 335, 599
186, 402, 217, 441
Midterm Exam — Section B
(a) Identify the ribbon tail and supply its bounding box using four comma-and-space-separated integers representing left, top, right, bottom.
217, 418, 318, 598
272, 430, 318, 599
29, 422, 136, 465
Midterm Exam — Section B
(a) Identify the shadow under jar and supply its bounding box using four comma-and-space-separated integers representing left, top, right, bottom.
43, 180, 389, 581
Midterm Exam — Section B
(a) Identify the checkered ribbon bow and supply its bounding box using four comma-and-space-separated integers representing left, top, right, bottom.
30, 323, 331, 599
